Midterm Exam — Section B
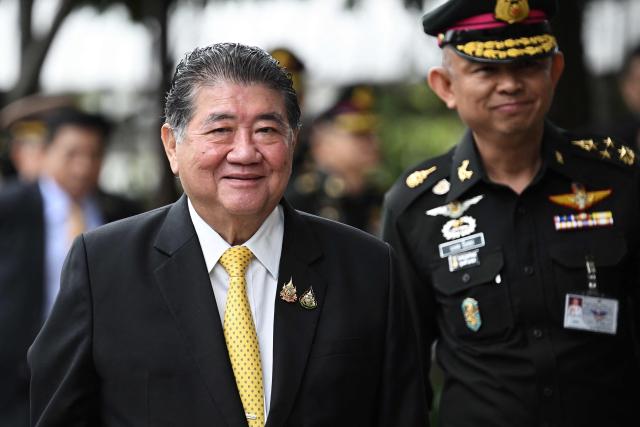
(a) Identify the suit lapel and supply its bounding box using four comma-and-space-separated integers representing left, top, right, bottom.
267, 202, 325, 427
153, 196, 246, 427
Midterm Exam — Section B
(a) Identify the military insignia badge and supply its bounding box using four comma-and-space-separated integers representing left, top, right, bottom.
426, 195, 484, 219
461, 297, 482, 332
495, 0, 530, 24
432, 178, 451, 195
299, 287, 317, 310
457, 160, 473, 182
279, 278, 297, 303
548, 183, 612, 211
442, 215, 477, 240
572, 139, 597, 152
618, 145, 636, 165
406, 166, 437, 188
554, 211, 614, 231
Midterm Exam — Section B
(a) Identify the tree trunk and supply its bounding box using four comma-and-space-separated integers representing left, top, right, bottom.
146, 0, 181, 207
5, 0, 79, 106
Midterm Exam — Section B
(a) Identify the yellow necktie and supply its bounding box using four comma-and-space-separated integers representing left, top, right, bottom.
68, 201, 86, 243
219, 246, 265, 426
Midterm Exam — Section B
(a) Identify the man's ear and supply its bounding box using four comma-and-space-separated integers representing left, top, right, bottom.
427, 66, 456, 110
550, 51, 565, 89
160, 124, 179, 176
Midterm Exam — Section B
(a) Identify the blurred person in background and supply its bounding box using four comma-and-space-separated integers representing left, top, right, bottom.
287, 84, 384, 234
0, 95, 76, 185
269, 47, 311, 181
6, 119, 48, 182
383, 0, 640, 426
0, 107, 141, 427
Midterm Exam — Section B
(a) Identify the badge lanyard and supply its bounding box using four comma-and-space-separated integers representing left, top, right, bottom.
585, 254, 600, 296
563, 254, 619, 335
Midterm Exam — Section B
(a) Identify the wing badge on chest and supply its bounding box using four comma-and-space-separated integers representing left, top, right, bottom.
426, 195, 484, 240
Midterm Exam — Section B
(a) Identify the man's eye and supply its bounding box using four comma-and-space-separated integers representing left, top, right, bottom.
210, 127, 231, 134
257, 127, 277, 134
473, 66, 494, 73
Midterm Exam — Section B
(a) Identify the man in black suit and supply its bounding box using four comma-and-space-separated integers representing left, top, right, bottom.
0, 108, 140, 427
28, 43, 426, 427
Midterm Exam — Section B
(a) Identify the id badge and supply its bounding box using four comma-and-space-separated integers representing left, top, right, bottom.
563, 293, 618, 335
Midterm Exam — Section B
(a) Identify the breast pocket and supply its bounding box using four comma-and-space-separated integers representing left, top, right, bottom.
431, 248, 512, 343
548, 234, 628, 305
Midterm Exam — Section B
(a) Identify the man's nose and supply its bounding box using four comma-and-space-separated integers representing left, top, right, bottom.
496, 71, 524, 94
227, 130, 261, 164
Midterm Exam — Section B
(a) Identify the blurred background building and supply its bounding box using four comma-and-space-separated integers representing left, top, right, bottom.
0, 0, 639, 209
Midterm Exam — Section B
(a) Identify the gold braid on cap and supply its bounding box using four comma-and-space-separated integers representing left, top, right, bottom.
456, 34, 557, 60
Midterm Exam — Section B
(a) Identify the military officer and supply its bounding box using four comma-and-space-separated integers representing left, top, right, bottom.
287, 84, 384, 234
382, 1, 640, 426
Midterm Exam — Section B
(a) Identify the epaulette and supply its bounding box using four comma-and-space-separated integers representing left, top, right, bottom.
384, 149, 454, 214
562, 130, 637, 169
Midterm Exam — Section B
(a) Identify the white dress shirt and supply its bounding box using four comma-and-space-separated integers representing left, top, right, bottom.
40, 176, 103, 318
188, 199, 283, 417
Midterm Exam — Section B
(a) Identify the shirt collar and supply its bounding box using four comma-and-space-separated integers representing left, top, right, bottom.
38, 175, 99, 219
188, 199, 284, 280
39, 175, 71, 221
446, 122, 575, 202
446, 129, 485, 203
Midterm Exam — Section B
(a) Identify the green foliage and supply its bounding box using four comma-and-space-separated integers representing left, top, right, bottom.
373, 82, 465, 189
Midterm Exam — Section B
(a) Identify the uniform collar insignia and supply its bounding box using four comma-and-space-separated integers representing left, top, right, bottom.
548, 183, 612, 211
447, 130, 483, 203
457, 160, 473, 182
406, 166, 437, 188
427, 194, 484, 218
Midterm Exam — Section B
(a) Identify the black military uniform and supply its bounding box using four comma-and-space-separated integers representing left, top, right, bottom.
382, 1, 640, 427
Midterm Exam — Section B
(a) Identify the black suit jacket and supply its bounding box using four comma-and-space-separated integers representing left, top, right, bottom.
0, 181, 140, 427
28, 196, 427, 427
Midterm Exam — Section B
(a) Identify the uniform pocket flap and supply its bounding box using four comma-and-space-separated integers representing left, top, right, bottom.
549, 236, 627, 268
432, 249, 504, 296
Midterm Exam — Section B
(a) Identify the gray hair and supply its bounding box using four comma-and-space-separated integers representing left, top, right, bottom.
164, 42, 301, 141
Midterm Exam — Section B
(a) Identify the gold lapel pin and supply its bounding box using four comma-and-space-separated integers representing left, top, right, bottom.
299, 286, 317, 310
457, 160, 473, 182
279, 278, 297, 303
555, 150, 564, 165
406, 166, 437, 189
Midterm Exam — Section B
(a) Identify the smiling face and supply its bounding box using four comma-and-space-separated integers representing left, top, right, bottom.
162, 82, 296, 230
429, 49, 564, 141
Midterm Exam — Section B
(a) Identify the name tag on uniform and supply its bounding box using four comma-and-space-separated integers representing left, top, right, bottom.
439, 232, 485, 258
563, 293, 618, 335
448, 250, 480, 272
